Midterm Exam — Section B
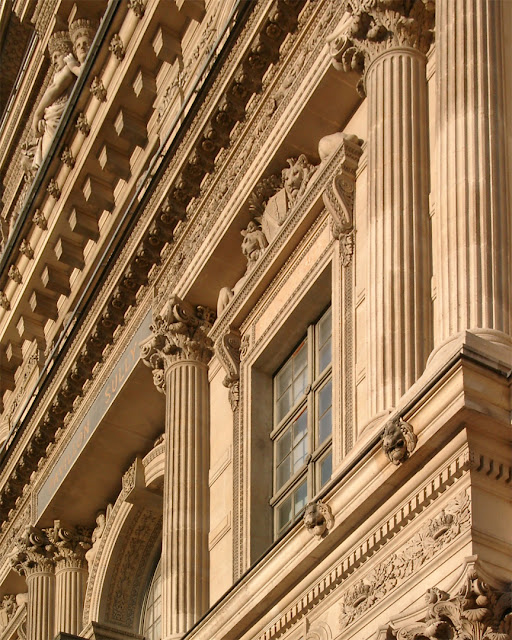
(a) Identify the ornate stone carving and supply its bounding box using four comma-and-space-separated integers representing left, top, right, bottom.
215, 327, 241, 410
141, 296, 214, 391
381, 417, 417, 465
128, 0, 145, 18
0, 292, 10, 310
90, 76, 107, 102
47, 178, 61, 199
109, 34, 125, 60
46, 521, 92, 569
60, 146, 75, 168
33, 209, 47, 229
11, 527, 55, 576
339, 492, 471, 630
76, 112, 90, 136
0, 595, 17, 631
303, 500, 334, 539
8, 265, 22, 284
19, 239, 34, 259
85, 505, 113, 569
68, 19, 97, 75
388, 567, 512, 640
320, 133, 363, 255
328, 1, 435, 96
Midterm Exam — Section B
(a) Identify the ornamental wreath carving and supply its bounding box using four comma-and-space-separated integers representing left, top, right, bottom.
339, 491, 471, 630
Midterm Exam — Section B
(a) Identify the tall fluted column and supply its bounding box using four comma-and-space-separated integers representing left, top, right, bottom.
330, 1, 434, 416
11, 527, 55, 640
47, 521, 91, 635
142, 296, 214, 640
433, 0, 511, 353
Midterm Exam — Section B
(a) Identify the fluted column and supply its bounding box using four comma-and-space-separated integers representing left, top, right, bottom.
433, 0, 511, 353
330, 1, 434, 416
11, 527, 55, 640
142, 296, 214, 640
47, 521, 91, 635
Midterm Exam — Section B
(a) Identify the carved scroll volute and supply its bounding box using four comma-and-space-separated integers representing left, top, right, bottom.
321, 133, 363, 265
141, 295, 215, 393
215, 327, 241, 411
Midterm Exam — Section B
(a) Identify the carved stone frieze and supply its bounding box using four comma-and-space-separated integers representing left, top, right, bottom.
11, 527, 55, 576
46, 520, 92, 569
381, 417, 417, 465
90, 76, 107, 102
19, 240, 34, 259
328, 0, 435, 96
141, 296, 214, 392
76, 112, 90, 136
215, 327, 241, 411
8, 265, 22, 284
303, 500, 334, 539
339, 491, 471, 630
320, 132, 363, 255
388, 566, 512, 640
109, 34, 125, 60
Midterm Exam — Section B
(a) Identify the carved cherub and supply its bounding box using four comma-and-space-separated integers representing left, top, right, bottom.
381, 417, 417, 465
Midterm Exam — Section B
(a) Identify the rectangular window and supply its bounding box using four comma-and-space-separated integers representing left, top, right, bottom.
271, 307, 332, 537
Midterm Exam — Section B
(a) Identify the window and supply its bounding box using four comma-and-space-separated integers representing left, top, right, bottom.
142, 559, 162, 640
271, 307, 332, 536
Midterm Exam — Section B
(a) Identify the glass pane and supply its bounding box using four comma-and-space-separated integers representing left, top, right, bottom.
277, 494, 292, 532
318, 337, 332, 372
292, 410, 307, 444
318, 307, 332, 346
276, 359, 292, 399
276, 428, 291, 463
292, 366, 308, 403
320, 451, 332, 487
277, 389, 292, 422
293, 339, 308, 375
318, 380, 332, 444
277, 456, 291, 489
292, 437, 307, 473
293, 480, 308, 515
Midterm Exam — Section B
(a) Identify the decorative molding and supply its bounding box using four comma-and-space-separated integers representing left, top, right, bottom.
90, 77, 107, 103
338, 491, 471, 631
303, 500, 334, 539
76, 112, 90, 136
11, 526, 55, 576
109, 34, 125, 61
33, 209, 48, 230
215, 327, 241, 410
46, 520, 92, 570
47, 179, 61, 200
8, 265, 22, 284
19, 240, 34, 259
387, 565, 512, 640
128, 0, 145, 19
60, 146, 75, 168
381, 417, 418, 465
328, 0, 435, 95
0, 292, 10, 310
141, 295, 214, 392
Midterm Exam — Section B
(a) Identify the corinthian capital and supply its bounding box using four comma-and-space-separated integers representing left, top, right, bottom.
11, 527, 55, 576
46, 521, 92, 570
141, 295, 215, 392
329, 0, 434, 95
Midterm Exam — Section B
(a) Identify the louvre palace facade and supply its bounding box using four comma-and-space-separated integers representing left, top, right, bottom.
0, 0, 510, 639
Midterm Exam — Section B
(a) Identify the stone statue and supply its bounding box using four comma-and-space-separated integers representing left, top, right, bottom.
30, 31, 76, 172
217, 221, 268, 315
381, 417, 417, 465
303, 500, 334, 539
65, 18, 97, 76
85, 504, 112, 568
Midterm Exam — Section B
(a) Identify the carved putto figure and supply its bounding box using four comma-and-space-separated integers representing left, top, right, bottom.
381, 417, 417, 465
217, 155, 316, 315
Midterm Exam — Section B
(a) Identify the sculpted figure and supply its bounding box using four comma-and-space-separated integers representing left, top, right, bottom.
217, 221, 268, 315
85, 504, 112, 568
303, 501, 334, 539
261, 155, 316, 242
381, 417, 417, 465
30, 31, 75, 171
65, 18, 97, 76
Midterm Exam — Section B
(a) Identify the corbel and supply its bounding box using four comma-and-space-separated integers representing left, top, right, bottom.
29, 289, 59, 321
16, 314, 46, 343
132, 67, 157, 104
152, 25, 181, 63
54, 237, 85, 270
176, 0, 206, 23
114, 108, 147, 148
215, 327, 241, 411
41, 264, 71, 296
68, 206, 100, 241
82, 175, 115, 212
98, 144, 131, 181
122, 456, 163, 512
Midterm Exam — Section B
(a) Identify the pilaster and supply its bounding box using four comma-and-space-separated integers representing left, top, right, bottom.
141, 295, 214, 639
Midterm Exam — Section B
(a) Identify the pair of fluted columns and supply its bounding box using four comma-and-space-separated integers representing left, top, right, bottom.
11, 523, 91, 640
141, 296, 214, 640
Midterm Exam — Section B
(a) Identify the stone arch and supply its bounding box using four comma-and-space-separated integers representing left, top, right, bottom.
83, 493, 162, 634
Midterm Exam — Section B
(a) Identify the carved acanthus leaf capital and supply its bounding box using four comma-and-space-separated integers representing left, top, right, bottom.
215, 327, 241, 411
329, 1, 435, 96
141, 295, 215, 391
46, 521, 92, 569
11, 527, 55, 576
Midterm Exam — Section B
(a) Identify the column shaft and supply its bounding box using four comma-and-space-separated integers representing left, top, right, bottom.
434, 0, 511, 347
55, 565, 87, 635
26, 572, 55, 640
366, 48, 432, 414
162, 360, 209, 639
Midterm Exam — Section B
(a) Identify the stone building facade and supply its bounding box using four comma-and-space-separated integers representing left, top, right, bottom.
0, 1, 510, 640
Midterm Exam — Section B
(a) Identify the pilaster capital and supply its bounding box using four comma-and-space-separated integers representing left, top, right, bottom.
46, 521, 92, 570
141, 295, 215, 392
11, 527, 55, 576
328, 0, 434, 95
